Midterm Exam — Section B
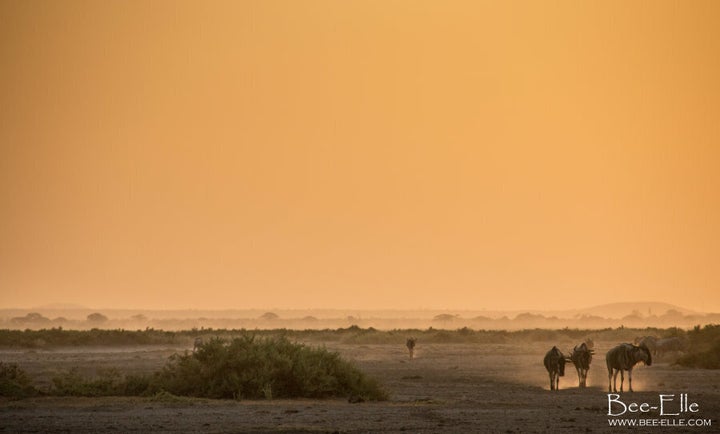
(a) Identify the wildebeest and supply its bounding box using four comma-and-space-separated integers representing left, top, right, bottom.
570, 342, 593, 388
406, 337, 416, 359
606, 343, 652, 392
543, 346, 566, 391
193, 337, 204, 352
654, 337, 685, 357
634, 336, 658, 355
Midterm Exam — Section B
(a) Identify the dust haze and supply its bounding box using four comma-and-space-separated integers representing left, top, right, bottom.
3, 301, 718, 331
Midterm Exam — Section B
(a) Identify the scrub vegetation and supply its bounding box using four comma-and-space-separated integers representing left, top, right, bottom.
3, 325, 718, 402
676, 324, 720, 369
0, 325, 695, 349
0, 335, 387, 401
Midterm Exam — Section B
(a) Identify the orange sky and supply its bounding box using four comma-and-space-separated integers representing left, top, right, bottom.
1, 1, 719, 312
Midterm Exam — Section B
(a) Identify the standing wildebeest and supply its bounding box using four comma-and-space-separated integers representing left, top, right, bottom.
543, 346, 566, 390
606, 343, 652, 392
406, 337, 416, 359
634, 336, 658, 355
654, 337, 685, 358
570, 342, 593, 388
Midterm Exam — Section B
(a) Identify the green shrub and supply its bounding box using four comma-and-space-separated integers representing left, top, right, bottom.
123, 373, 154, 396
0, 362, 38, 398
676, 341, 720, 369
676, 324, 720, 369
156, 335, 388, 400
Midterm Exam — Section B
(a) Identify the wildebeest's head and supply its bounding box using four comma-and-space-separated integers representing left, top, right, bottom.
572, 343, 593, 369
558, 354, 566, 376
637, 343, 652, 366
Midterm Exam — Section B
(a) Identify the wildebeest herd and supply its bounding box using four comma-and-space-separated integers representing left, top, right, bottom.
401, 335, 684, 392
540, 337, 670, 392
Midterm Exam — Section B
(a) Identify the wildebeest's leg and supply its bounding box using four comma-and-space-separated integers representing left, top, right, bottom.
628, 368, 633, 392
613, 369, 620, 393
620, 370, 624, 392
549, 372, 554, 390
608, 367, 613, 392
576, 366, 581, 388
613, 369, 622, 393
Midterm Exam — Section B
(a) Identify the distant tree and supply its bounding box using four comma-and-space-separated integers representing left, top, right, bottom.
86, 312, 108, 323
259, 312, 279, 320
301, 316, 318, 322
620, 313, 642, 324
11, 313, 50, 324
130, 314, 148, 322
514, 312, 544, 321
661, 309, 684, 319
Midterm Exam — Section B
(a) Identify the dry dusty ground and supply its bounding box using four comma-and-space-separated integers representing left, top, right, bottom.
1, 340, 718, 433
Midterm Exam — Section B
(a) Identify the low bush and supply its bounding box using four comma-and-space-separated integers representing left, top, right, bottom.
676, 324, 720, 369
676, 342, 720, 369
156, 335, 388, 400
6, 334, 387, 401
0, 362, 38, 398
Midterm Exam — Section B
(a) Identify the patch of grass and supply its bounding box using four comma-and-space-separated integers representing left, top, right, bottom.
51, 368, 127, 397
401, 375, 423, 380
149, 390, 195, 403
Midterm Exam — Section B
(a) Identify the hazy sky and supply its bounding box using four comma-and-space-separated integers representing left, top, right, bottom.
1, 1, 719, 312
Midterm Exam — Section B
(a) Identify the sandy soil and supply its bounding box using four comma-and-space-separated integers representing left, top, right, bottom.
1, 341, 718, 433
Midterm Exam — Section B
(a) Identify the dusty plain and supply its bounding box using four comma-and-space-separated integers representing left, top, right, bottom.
1, 340, 718, 433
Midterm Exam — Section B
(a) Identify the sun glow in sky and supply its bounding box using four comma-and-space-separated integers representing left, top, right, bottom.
1, 1, 719, 311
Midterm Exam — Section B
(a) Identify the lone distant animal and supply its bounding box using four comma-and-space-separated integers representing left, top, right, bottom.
606, 343, 652, 392
654, 337, 685, 357
193, 337, 204, 352
634, 336, 657, 355
570, 342, 593, 388
406, 337, 416, 359
543, 346, 566, 391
